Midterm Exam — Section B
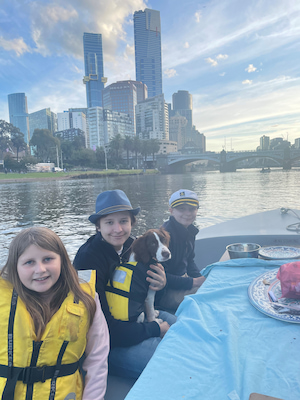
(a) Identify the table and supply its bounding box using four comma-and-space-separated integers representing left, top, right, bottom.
125, 259, 300, 400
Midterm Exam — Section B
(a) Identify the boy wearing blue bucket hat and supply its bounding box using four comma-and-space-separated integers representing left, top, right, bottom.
74, 189, 176, 379
157, 189, 205, 311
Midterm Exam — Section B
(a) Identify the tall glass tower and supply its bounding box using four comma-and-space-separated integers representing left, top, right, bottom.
83, 33, 106, 108
134, 8, 163, 98
8, 93, 30, 144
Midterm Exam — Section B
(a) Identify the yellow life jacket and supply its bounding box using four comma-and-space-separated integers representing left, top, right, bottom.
0, 270, 95, 400
105, 262, 150, 321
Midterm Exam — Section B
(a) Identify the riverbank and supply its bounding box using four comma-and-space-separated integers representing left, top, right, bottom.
0, 169, 159, 183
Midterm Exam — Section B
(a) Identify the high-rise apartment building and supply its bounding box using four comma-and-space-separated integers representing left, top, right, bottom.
83, 33, 106, 108
171, 90, 193, 131
57, 111, 87, 147
134, 8, 163, 98
29, 108, 57, 137
102, 80, 147, 136
169, 114, 188, 150
135, 94, 169, 140
260, 135, 270, 150
88, 107, 133, 149
8, 93, 30, 144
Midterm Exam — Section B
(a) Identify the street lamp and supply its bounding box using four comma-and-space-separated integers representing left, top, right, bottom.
104, 145, 108, 171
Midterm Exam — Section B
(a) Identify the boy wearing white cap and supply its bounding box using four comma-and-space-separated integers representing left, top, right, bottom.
157, 189, 205, 311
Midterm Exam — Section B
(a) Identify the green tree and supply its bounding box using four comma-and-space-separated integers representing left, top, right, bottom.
123, 136, 133, 168
132, 136, 141, 169
141, 140, 150, 164
30, 129, 59, 163
11, 129, 27, 161
109, 134, 124, 166
148, 139, 160, 163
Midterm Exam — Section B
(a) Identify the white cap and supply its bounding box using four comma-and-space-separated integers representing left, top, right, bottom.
169, 189, 199, 208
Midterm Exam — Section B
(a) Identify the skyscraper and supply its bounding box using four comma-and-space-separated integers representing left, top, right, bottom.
134, 8, 163, 98
171, 90, 193, 130
8, 93, 30, 144
102, 80, 147, 135
83, 33, 106, 108
29, 108, 57, 137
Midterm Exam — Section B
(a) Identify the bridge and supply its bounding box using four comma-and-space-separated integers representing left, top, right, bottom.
156, 148, 300, 173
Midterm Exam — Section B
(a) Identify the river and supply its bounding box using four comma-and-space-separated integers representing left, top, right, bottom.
0, 168, 298, 265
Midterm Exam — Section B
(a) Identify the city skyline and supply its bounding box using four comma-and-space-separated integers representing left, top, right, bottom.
1, 0, 300, 151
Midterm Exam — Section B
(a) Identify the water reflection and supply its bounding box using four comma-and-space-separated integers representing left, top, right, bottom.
1, 169, 299, 265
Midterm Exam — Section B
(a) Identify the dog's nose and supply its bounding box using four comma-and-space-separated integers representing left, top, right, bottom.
162, 250, 170, 259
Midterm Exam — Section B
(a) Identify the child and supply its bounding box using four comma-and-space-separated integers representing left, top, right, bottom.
0, 227, 109, 400
74, 189, 176, 379
157, 189, 206, 311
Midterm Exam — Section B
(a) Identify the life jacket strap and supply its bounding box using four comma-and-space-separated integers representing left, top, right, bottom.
0, 355, 83, 385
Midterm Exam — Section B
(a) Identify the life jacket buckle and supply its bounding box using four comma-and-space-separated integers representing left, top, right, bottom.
21, 366, 46, 384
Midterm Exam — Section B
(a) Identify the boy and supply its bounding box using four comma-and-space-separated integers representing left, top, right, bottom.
157, 189, 205, 311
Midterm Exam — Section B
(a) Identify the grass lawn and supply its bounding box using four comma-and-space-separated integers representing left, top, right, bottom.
0, 169, 159, 181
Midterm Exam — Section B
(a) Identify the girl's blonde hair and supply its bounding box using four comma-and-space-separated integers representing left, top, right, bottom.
1, 227, 96, 340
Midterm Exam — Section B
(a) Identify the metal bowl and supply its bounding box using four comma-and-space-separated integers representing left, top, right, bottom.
226, 243, 261, 259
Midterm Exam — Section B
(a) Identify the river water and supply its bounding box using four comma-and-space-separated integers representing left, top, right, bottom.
0, 168, 298, 265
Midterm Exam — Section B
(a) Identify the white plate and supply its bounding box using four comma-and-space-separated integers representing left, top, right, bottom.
258, 246, 300, 260
248, 269, 300, 323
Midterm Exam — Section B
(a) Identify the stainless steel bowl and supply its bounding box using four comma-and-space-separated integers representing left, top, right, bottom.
226, 243, 261, 259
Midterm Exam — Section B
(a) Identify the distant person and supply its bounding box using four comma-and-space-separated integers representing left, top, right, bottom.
0, 227, 109, 400
157, 189, 205, 311
73, 189, 176, 379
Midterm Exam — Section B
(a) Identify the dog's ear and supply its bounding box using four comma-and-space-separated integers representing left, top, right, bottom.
131, 235, 151, 264
159, 228, 170, 247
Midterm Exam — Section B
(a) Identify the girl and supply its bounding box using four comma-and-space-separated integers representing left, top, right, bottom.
0, 227, 109, 400
74, 189, 176, 379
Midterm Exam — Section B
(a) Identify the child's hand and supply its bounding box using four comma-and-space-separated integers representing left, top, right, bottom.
147, 263, 166, 291
192, 276, 206, 289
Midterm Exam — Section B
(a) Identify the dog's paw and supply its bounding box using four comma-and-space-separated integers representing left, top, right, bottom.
137, 312, 145, 323
154, 309, 160, 318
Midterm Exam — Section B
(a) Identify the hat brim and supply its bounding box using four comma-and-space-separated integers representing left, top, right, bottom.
89, 206, 140, 224
171, 199, 199, 208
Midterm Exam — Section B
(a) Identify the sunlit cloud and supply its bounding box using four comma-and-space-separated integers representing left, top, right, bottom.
195, 11, 201, 23
206, 57, 218, 67
0, 36, 31, 56
164, 68, 177, 78
219, 72, 226, 76
242, 79, 253, 85
184, 42, 189, 48
216, 54, 228, 60
246, 64, 257, 73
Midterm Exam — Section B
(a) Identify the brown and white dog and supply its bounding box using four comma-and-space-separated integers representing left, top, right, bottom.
129, 228, 171, 322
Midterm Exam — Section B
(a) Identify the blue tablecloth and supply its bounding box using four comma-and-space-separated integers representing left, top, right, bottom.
125, 259, 300, 400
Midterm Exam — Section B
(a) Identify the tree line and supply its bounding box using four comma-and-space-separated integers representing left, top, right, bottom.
0, 120, 161, 171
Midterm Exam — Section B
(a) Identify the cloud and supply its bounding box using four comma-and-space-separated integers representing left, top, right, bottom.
184, 42, 189, 48
206, 57, 218, 67
216, 54, 228, 60
219, 72, 226, 77
28, 0, 146, 60
242, 79, 253, 85
195, 11, 201, 23
246, 64, 257, 73
164, 68, 177, 78
0, 36, 31, 56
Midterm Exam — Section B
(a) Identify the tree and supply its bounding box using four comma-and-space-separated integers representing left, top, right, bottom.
148, 139, 160, 162
30, 129, 59, 163
132, 136, 141, 169
0, 120, 27, 159
109, 134, 124, 166
11, 129, 27, 161
123, 136, 133, 168
141, 140, 150, 164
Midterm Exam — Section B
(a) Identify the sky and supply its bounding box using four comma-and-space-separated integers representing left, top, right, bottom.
1, 0, 300, 152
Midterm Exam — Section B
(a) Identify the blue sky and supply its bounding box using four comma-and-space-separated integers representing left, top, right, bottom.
1, 0, 300, 151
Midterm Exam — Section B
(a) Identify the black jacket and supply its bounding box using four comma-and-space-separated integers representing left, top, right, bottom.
73, 232, 160, 348
162, 216, 201, 290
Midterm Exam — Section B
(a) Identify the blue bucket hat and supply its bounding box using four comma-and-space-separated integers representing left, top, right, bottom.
89, 189, 140, 224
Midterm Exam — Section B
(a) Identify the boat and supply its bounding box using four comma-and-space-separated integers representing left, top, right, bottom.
106, 208, 300, 400
260, 167, 271, 173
